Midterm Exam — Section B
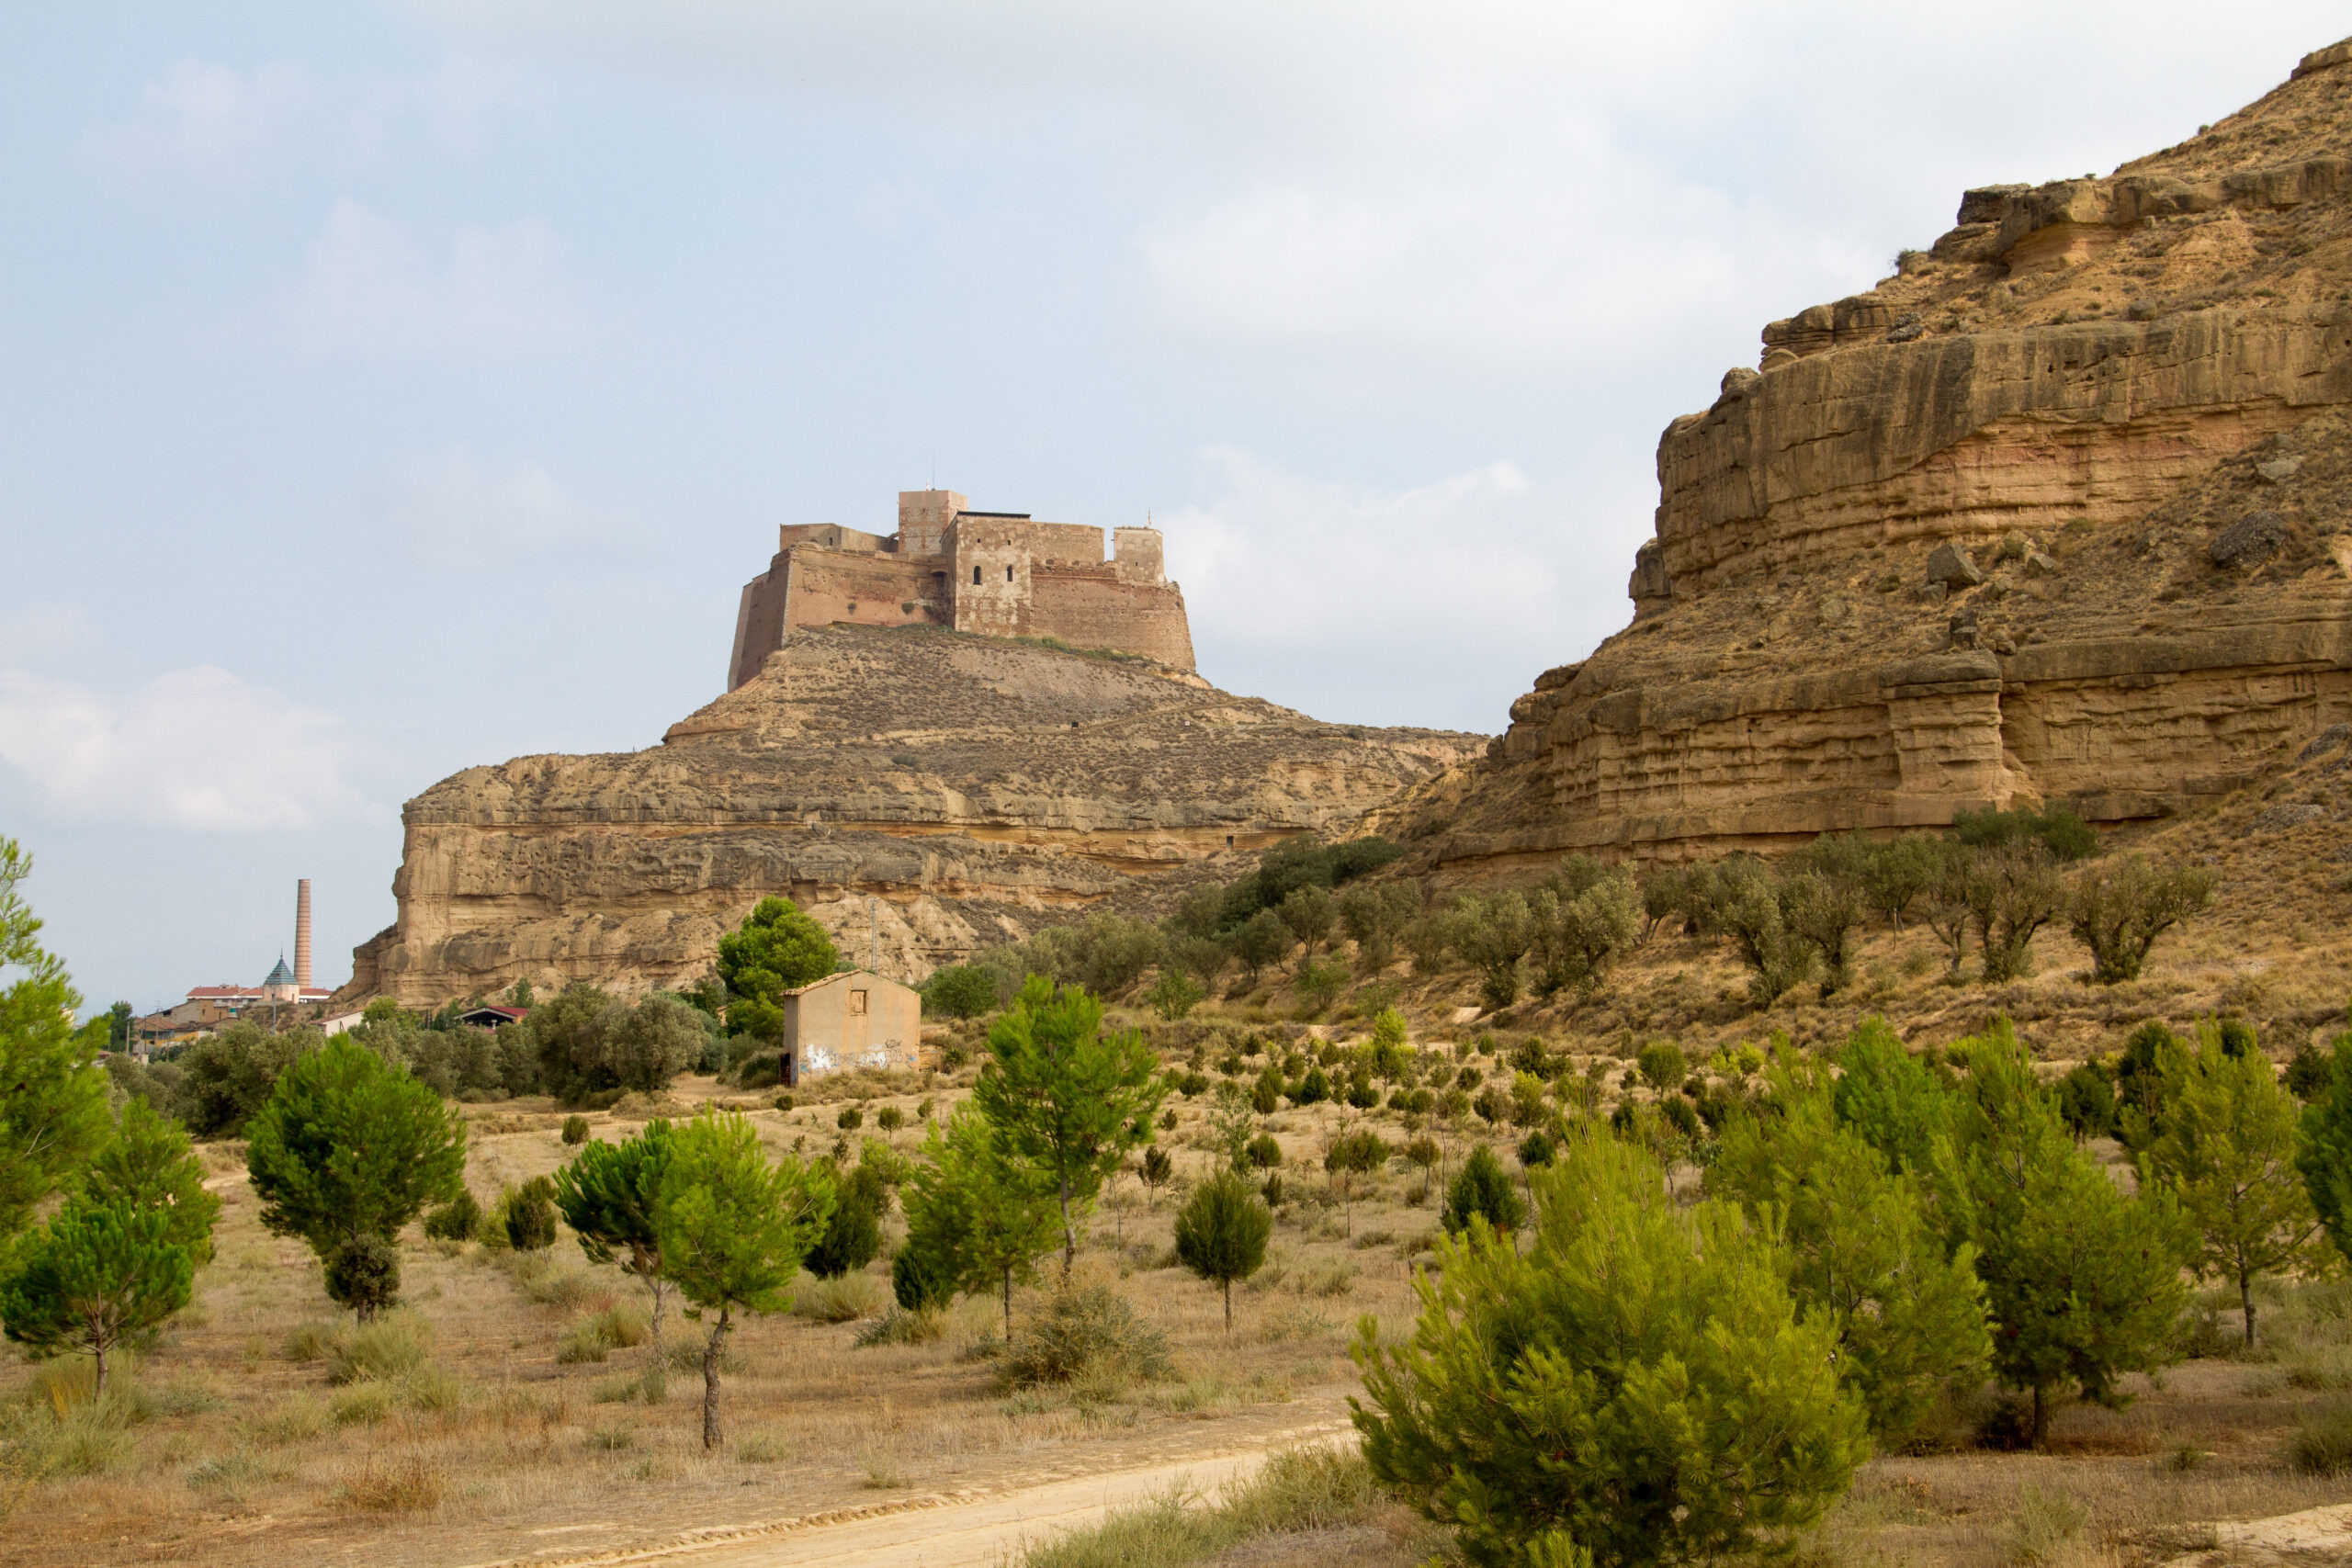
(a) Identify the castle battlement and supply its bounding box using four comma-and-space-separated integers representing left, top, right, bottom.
727, 489, 1195, 690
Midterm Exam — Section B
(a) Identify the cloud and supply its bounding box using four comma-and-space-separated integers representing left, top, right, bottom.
0, 667, 361, 833
1161, 449, 1647, 728
377, 449, 623, 566
0, 604, 105, 667
286, 197, 579, 355
89, 57, 315, 181
410, 1, 2344, 377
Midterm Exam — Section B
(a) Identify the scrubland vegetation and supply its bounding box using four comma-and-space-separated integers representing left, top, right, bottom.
7, 797, 2352, 1566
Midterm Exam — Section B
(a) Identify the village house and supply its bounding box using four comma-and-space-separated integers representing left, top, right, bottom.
773, 969, 921, 1086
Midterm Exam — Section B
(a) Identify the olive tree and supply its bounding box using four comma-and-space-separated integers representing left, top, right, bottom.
2068, 856, 2215, 984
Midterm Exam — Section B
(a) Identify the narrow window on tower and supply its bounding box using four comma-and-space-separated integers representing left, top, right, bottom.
972, 565, 982, 584
1005, 566, 1014, 582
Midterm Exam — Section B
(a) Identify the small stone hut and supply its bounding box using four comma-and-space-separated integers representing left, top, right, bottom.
776, 969, 921, 1086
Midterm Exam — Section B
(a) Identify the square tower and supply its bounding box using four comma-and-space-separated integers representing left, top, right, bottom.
896, 491, 966, 558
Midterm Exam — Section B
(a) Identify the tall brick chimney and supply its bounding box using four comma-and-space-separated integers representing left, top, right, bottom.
295, 879, 312, 991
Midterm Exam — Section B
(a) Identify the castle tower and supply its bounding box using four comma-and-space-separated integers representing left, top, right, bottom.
295, 878, 312, 991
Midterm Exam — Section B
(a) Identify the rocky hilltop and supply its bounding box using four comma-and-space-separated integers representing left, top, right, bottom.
346, 626, 1480, 1006
1390, 37, 2352, 872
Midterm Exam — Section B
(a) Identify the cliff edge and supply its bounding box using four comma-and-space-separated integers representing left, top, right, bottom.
1387, 37, 2352, 872
345, 626, 1481, 1006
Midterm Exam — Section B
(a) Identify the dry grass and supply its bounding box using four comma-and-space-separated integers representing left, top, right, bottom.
13, 897, 2352, 1568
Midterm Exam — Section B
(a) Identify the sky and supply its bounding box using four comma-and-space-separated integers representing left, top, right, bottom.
2, 2, 2342, 1015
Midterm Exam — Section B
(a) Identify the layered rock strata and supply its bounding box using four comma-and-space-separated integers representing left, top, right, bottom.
346, 626, 1479, 1006
1395, 38, 2352, 870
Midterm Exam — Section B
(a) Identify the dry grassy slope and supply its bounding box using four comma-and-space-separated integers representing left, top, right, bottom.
1364, 726, 2351, 1069
1390, 36, 2352, 880
345, 625, 1482, 1008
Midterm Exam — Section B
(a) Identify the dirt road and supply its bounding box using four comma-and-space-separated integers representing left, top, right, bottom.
461, 1420, 1356, 1568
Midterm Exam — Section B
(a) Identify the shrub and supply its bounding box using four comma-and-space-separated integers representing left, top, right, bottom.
2289, 1401, 2352, 1475
503, 1177, 559, 1252
837, 1106, 863, 1131
1245, 1133, 1283, 1169
325, 1312, 431, 1386
1001, 1280, 1172, 1391
423, 1191, 482, 1242
561, 1115, 591, 1145
854, 1307, 945, 1348
891, 1241, 954, 1313
794, 1272, 886, 1323
2288, 1042, 2335, 1102
557, 1304, 648, 1364
805, 1162, 886, 1279
1518, 1130, 1555, 1168
322, 1235, 402, 1320
1635, 1040, 1686, 1094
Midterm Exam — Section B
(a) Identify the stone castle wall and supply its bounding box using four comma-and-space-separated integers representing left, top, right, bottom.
729, 491, 1194, 689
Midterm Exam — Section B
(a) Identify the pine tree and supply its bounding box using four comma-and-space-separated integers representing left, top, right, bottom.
1441, 1144, 1525, 1237
0, 1199, 191, 1398
969, 976, 1166, 1270
1710, 1058, 1989, 1445
656, 1111, 834, 1449
899, 1101, 1060, 1335
2299, 1031, 2352, 1263
82, 1099, 221, 1266
0, 837, 112, 1240
717, 897, 841, 1040
2130, 1026, 2324, 1347
1172, 1169, 1272, 1330
1943, 1023, 2191, 1445
1357, 1132, 1868, 1568
554, 1120, 676, 1355
1829, 1018, 1953, 1177
244, 1038, 468, 1318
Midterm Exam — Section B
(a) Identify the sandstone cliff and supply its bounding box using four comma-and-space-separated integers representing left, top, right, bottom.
1387, 37, 2352, 873
346, 626, 1480, 1006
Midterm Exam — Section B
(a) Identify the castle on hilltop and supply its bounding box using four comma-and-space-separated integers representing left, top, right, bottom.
727, 489, 1195, 690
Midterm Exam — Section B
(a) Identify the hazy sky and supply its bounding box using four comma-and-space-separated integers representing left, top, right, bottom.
4, 3, 2340, 1014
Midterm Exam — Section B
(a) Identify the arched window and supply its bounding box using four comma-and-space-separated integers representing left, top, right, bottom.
972, 565, 982, 585
1005, 566, 1014, 583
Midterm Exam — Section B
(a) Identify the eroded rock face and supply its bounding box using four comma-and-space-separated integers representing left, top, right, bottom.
345, 626, 1481, 1006
1396, 39, 2352, 872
